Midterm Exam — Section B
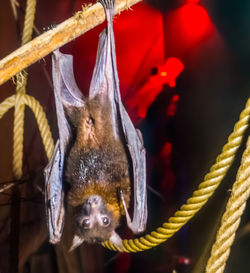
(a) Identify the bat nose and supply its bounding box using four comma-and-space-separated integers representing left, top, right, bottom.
87, 195, 102, 207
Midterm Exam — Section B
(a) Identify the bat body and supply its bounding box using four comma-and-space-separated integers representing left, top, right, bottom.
44, 0, 147, 250
65, 95, 131, 247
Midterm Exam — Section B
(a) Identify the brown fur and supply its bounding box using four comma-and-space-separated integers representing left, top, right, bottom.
67, 179, 130, 222
65, 94, 131, 223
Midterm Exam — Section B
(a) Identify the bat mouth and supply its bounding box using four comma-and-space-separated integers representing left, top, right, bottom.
85, 236, 106, 244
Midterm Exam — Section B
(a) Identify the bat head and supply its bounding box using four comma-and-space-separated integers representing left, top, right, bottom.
70, 195, 122, 251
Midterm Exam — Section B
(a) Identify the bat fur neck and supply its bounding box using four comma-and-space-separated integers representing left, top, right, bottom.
67, 181, 130, 222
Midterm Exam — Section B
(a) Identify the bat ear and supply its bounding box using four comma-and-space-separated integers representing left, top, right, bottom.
52, 50, 85, 110
69, 235, 84, 252
109, 231, 124, 252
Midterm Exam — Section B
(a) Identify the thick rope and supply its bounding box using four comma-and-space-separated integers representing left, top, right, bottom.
0, 94, 54, 161
0, 95, 16, 118
13, 0, 37, 179
23, 94, 54, 159
205, 135, 250, 273
21, 0, 36, 45
102, 98, 250, 252
10, 2, 37, 272
13, 92, 25, 179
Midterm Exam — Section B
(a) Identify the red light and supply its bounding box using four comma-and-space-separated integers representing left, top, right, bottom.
163, 58, 184, 87
127, 58, 184, 119
178, 256, 191, 265
175, 3, 213, 47
186, 0, 200, 3
161, 142, 172, 158
167, 94, 180, 117
160, 71, 167, 77
172, 94, 179, 103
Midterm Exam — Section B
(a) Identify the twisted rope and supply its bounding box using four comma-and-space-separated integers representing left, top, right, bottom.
0, 94, 54, 161
13, 92, 25, 178
21, 0, 36, 45
9, 1, 37, 272
0, 95, 16, 118
102, 98, 250, 252
205, 135, 250, 273
23, 94, 54, 159
13, 0, 37, 179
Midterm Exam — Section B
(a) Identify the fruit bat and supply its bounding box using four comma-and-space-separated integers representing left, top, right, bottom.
44, 0, 147, 250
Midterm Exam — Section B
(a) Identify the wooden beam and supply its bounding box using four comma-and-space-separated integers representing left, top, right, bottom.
0, 0, 142, 86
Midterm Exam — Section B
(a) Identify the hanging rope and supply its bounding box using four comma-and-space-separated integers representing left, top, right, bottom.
0, 95, 16, 118
102, 98, 250, 252
5, 0, 53, 181
13, 0, 37, 179
9, 1, 37, 272
205, 135, 250, 273
23, 94, 54, 159
0, 94, 54, 163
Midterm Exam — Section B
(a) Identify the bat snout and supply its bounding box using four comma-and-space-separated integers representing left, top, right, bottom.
87, 195, 103, 208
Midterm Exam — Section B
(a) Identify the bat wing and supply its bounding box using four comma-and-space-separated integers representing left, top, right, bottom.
44, 141, 65, 244
89, 0, 147, 233
44, 50, 85, 243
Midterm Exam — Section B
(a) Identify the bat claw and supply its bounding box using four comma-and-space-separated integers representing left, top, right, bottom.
69, 235, 84, 252
109, 231, 124, 252
120, 190, 132, 227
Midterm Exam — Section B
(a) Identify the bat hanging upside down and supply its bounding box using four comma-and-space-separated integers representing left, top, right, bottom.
44, 0, 147, 250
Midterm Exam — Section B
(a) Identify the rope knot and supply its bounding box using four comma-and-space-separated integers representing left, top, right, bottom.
13, 71, 28, 93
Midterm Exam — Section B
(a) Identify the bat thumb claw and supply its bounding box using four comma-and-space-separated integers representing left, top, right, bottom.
109, 231, 124, 252
69, 235, 84, 252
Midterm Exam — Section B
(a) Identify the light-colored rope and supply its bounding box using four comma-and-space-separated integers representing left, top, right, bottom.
13, 0, 37, 179
102, 98, 250, 252
13, 92, 25, 178
205, 135, 250, 273
21, 0, 36, 45
0, 95, 16, 118
9, 3, 37, 271
23, 94, 54, 159
0, 94, 54, 168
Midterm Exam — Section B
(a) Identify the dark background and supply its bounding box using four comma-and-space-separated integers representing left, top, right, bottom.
0, 0, 249, 272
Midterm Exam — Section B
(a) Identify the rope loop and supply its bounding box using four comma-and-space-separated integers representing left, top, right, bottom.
102, 98, 250, 252
0, 93, 54, 164
23, 94, 54, 159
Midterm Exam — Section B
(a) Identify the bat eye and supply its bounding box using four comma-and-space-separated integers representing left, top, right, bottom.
82, 218, 91, 229
102, 216, 110, 226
